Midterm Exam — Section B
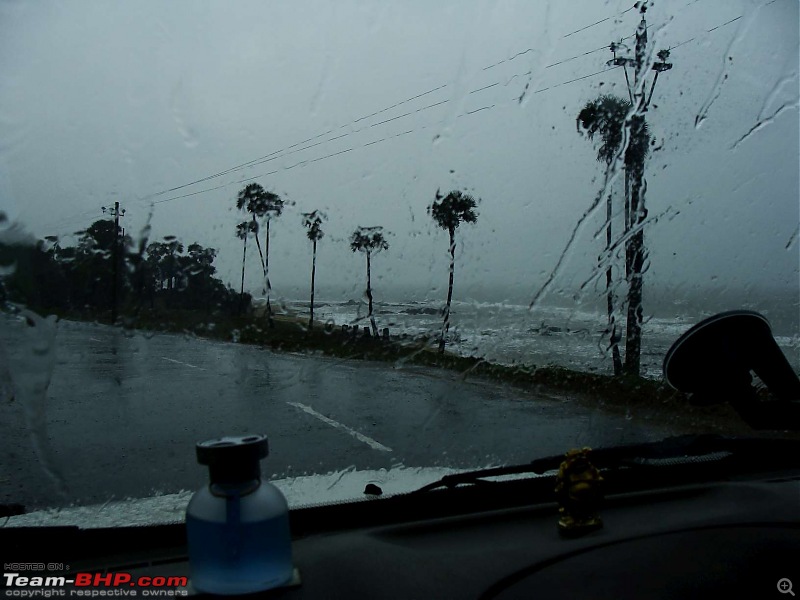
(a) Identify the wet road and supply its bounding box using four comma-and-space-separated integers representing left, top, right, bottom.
1, 317, 675, 510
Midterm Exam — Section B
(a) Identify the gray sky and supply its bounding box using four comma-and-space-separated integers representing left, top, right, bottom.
1, 0, 798, 314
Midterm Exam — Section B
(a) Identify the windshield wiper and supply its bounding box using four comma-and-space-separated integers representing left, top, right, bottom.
410, 434, 800, 494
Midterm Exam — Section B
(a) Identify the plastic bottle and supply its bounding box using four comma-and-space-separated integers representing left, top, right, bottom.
186, 434, 293, 595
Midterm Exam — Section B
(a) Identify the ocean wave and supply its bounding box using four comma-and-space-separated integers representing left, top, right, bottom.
285, 298, 799, 375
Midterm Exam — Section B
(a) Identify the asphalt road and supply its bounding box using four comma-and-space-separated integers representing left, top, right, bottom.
1, 316, 676, 510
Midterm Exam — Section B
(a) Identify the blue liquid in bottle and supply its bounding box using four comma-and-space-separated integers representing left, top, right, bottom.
186, 435, 293, 595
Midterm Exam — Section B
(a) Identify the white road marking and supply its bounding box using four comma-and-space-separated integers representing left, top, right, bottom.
161, 357, 205, 370
287, 401, 393, 453
89, 338, 102, 342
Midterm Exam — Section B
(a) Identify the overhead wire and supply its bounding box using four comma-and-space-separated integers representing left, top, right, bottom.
144, 84, 450, 200
667, 11, 747, 52
146, 0, 766, 215
706, 15, 742, 33
147, 65, 627, 208
534, 66, 621, 94
141, 4, 641, 203
545, 45, 612, 69
44, 5, 755, 236
142, 7, 756, 209
482, 3, 636, 71
149, 99, 455, 203
562, 3, 636, 38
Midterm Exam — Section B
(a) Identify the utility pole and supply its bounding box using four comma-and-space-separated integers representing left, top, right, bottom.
607, 1, 673, 376
102, 201, 126, 324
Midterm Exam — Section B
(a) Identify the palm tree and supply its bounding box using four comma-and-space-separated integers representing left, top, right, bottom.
161, 236, 184, 292
577, 94, 651, 376
428, 189, 478, 354
235, 220, 258, 314
236, 183, 284, 325
350, 226, 389, 337
302, 210, 325, 331
577, 95, 626, 375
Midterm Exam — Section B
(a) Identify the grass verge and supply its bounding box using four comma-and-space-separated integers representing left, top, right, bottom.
28, 305, 792, 437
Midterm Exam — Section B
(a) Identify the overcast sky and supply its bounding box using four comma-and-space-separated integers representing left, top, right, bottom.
1, 0, 797, 315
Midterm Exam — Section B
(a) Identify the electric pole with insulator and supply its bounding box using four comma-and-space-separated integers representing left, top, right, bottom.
102, 201, 126, 324
606, 1, 673, 376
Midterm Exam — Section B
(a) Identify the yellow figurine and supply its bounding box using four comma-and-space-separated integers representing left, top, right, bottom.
555, 447, 604, 536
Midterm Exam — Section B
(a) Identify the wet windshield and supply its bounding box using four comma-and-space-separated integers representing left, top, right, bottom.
1, 0, 798, 524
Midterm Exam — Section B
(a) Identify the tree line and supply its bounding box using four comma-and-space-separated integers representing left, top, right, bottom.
0, 220, 242, 318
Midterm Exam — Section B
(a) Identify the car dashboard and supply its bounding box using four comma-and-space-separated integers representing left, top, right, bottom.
5, 443, 799, 600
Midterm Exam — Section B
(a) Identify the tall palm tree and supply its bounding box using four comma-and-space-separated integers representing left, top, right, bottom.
302, 210, 325, 331
235, 220, 257, 314
350, 226, 389, 337
577, 95, 626, 375
161, 237, 184, 292
577, 94, 651, 376
428, 189, 478, 354
236, 183, 284, 325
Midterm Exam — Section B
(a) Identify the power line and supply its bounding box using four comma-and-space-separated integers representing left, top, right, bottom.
149, 66, 623, 208
353, 84, 448, 123
370, 99, 450, 128
143, 84, 449, 200
470, 82, 501, 94
668, 11, 747, 52
545, 44, 611, 69
146, 8, 753, 208
45, 8, 756, 236
463, 105, 495, 115
166, 41, 630, 200
141, 5, 643, 202
534, 66, 621, 94
482, 4, 635, 72
482, 49, 534, 72
139, 95, 455, 211
669, 37, 696, 50
706, 15, 741, 33
563, 3, 636, 38
204, 99, 451, 180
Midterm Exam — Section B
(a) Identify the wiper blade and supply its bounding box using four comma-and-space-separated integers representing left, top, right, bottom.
411, 434, 800, 494
411, 463, 549, 494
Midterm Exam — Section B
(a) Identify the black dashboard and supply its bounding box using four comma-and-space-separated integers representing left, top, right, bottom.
5, 446, 799, 600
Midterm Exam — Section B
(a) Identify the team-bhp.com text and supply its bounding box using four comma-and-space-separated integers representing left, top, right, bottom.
3, 573, 188, 597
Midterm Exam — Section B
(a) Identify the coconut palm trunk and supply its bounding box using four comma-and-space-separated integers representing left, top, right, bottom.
253, 216, 266, 286
365, 250, 378, 336
264, 218, 273, 327
239, 234, 248, 314
309, 238, 317, 331
439, 227, 456, 354
302, 211, 325, 333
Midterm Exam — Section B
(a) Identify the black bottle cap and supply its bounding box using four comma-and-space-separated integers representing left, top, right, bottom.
196, 434, 269, 485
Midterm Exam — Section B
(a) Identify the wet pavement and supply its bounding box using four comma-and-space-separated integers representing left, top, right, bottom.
1, 317, 677, 510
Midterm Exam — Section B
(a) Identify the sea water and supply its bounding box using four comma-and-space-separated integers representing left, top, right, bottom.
299, 299, 799, 378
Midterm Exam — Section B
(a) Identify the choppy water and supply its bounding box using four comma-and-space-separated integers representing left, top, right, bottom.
281, 299, 800, 380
